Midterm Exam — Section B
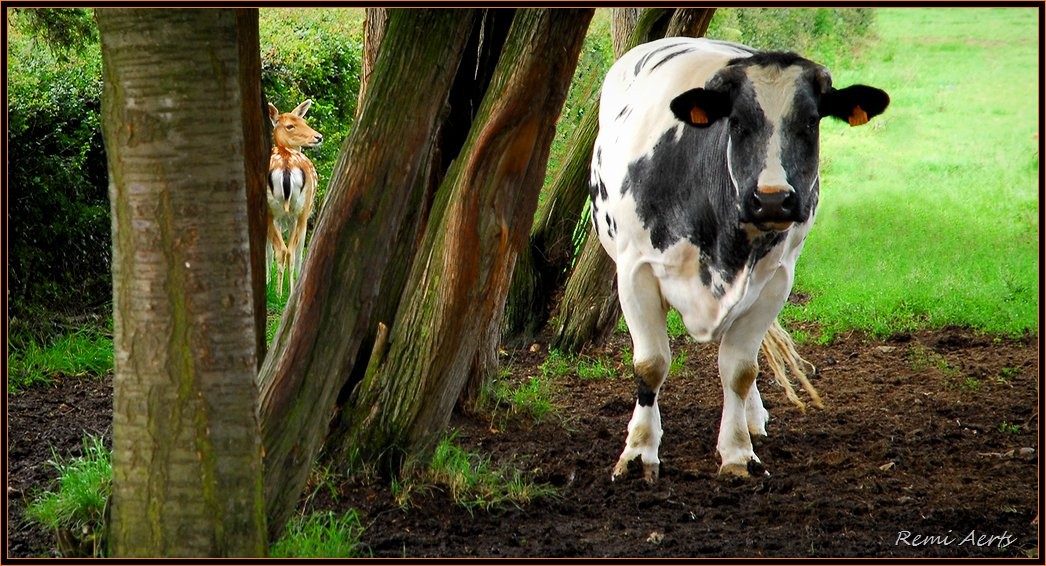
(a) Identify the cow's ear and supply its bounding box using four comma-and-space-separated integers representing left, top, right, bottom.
820, 85, 890, 127
670, 88, 731, 128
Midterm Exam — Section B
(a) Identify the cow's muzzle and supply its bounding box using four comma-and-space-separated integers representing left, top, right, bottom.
745, 185, 801, 231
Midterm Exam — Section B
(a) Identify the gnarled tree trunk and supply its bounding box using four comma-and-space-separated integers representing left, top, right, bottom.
256, 9, 480, 539
338, 8, 594, 473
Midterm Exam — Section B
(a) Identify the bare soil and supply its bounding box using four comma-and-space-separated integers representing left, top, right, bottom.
6, 326, 1040, 558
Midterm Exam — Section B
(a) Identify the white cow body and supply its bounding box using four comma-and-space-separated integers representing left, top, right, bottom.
590, 38, 888, 480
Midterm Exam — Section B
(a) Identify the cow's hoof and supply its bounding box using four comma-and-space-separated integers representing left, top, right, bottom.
611, 458, 660, 483
718, 459, 769, 478
642, 462, 659, 484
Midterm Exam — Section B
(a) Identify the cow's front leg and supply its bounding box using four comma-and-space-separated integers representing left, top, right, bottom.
716, 270, 792, 477
613, 263, 671, 484
716, 348, 767, 477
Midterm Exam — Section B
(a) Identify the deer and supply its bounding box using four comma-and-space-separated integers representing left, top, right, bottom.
267, 99, 323, 296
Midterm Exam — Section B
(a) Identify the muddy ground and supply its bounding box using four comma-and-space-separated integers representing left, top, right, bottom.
6, 326, 1040, 558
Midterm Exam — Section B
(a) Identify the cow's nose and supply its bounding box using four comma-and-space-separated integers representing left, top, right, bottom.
750, 186, 796, 221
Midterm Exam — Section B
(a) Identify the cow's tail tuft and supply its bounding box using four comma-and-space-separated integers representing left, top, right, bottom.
761, 319, 823, 412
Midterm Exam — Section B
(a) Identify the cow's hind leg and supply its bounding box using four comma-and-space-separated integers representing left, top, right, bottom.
613, 263, 671, 484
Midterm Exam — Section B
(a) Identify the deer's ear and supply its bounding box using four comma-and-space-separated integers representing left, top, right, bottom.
292, 99, 313, 118
267, 103, 280, 127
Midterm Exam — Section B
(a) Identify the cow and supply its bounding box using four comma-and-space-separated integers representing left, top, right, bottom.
589, 37, 889, 482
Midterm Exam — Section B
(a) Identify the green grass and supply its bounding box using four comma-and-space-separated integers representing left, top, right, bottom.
270, 510, 368, 558
487, 375, 557, 424
783, 7, 1039, 341
8, 329, 113, 393
25, 434, 111, 558
424, 435, 557, 512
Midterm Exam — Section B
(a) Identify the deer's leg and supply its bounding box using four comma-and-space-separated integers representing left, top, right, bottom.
267, 217, 288, 296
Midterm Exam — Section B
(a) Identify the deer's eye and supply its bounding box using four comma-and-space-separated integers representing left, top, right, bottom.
285, 124, 295, 130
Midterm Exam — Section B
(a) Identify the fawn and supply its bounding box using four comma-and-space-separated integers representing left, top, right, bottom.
267, 99, 322, 296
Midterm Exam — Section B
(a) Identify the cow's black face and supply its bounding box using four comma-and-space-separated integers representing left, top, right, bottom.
670, 52, 889, 232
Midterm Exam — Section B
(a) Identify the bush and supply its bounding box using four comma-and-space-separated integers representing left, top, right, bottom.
706, 8, 876, 66
7, 10, 110, 340
8, 9, 366, 341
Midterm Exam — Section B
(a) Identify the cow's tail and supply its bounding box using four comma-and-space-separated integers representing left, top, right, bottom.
761, 319, 823, 412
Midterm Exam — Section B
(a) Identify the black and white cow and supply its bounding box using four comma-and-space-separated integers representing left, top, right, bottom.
590, 38, 888, 481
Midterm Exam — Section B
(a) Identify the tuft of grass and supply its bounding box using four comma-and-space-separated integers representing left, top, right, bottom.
425, 435, 557, 512
576, 355, 617, 380
269, 510, 367, 558
8, 329, 113, 393
487, 376, 556, 425
783, 8, 1038, 341
998, 421, 1021, 435
540, 349, 573, 378
25, 434, 111, 558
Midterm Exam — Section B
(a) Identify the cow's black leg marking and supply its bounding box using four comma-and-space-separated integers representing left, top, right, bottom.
634, 357, 667, 407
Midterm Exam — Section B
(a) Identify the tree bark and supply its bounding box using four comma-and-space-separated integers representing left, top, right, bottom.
551, 8, 715, 354
238, 10, 269, 368
329, 9, 517, 435
355, 8, 388, 120
98, 8, 266, 557
339, 8, 593, 473
256, 9, 479, 540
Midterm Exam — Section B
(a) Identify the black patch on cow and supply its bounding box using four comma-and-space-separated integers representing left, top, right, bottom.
636, 382, 656, 407
650, 46, 698, 71
634, 40, 692, 75
621, 119, 784, 283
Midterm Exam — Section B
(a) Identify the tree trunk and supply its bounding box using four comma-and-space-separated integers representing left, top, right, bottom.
98, 8, 266, 557
239, 10, 270, 368
611, 8, 641, 54
501, 104, 598, 348
355, 8, 388, 119
552, 8, 715, 353
256, 9, 479, 540
339, 8, 594, 474
329, 9, 517, 435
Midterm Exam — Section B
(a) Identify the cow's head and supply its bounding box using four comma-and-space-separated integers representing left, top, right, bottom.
669, 52, 889, 232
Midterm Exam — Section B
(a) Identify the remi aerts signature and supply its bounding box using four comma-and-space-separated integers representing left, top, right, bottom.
895, 530, 1016, 548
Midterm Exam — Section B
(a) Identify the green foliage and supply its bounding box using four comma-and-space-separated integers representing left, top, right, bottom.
706, 8, 876, 66
8, 9, 366, 342
8, 329, 114, 393
998, 421, 1021, 435
260, 8, 365, 208
8, 10, 110, 336
9, 8, 98, 60
25, 435, 112, 558
540, 349, 573, 378
781, 8, 1038, 341
576, 355, 616, 380
270, 510, 367, 558
424, 435, 556, 512
486, 375, 556, 424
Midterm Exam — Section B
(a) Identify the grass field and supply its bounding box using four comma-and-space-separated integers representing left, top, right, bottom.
784, 7, 1040, 341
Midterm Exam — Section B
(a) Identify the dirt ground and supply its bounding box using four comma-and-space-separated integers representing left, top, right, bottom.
6, 326, 1040, 558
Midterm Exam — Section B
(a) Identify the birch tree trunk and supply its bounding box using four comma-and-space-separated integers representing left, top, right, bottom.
339, 8, 594, 472
98, 8, 266, 557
